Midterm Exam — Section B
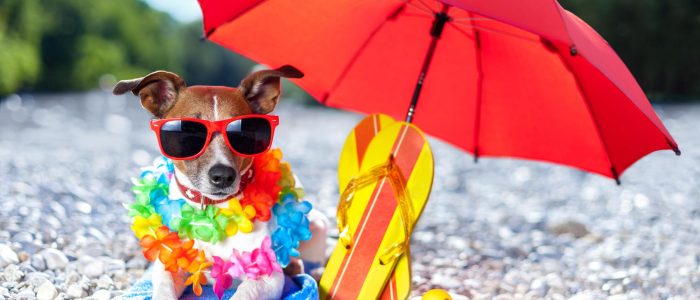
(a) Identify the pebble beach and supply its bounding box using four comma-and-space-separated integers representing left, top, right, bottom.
0, 91, 698, 299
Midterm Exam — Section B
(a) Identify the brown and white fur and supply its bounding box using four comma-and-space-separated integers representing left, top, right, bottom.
113, 66, 328, 300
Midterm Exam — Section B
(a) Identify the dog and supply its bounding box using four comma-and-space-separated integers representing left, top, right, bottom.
113, 66, 328, 300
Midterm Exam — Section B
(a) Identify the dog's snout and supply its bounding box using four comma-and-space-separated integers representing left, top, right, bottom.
208, 164, 236, 188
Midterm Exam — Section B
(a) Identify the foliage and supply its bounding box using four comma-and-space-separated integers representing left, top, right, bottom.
0, 0, 254, 96
561, 0, 700, 100
0, 0, 697, 101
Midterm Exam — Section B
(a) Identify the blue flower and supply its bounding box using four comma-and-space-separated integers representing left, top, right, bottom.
270, 199, 313, 267
152, 196, 185, 229
271, 228, 299, 267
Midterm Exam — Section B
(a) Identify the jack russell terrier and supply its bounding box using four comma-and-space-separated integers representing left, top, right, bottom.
113, 66, 328, 300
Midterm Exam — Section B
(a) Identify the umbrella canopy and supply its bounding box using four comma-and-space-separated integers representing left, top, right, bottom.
197, 0, 680, 182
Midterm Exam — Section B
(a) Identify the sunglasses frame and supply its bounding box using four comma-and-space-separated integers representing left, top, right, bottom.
150, 114, 280, 160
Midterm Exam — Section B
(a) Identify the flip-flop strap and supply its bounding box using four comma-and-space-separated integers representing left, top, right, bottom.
336, 156, 414, 265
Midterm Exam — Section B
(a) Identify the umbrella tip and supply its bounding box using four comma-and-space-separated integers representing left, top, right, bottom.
611, 166, 621, 185
673, 147, 681, 156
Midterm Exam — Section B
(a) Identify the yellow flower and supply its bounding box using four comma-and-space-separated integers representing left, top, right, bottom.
220, 198, 256, 236
131, 214, 163, 239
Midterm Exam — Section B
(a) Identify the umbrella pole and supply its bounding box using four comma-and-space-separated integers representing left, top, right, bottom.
405, 4, 450, 123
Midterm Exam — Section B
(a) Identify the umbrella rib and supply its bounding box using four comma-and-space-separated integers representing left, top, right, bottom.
468, 13, 485, 163
556, 52, 621, 184
549, 0, 618, 179
324, 3, 419, 104
552, 4, 680, 155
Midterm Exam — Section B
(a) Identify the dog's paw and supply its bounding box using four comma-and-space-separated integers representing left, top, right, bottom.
283, 258, 304, 276
153, 287, 179, 300
231, 272, 285, 300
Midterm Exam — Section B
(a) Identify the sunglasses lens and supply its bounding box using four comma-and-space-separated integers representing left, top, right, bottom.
226, 117, 272, 155
159, 120, 208, 158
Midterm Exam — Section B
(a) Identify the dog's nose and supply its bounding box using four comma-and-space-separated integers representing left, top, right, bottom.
208, 164, 236, 188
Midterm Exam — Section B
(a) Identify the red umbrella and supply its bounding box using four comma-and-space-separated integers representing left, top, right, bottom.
197, 0, 680, 183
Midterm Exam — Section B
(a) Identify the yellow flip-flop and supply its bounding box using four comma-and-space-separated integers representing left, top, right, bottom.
336, 114, 414, 300
320, 115, 434, 300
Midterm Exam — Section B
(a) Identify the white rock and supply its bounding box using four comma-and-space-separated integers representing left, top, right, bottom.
77, 257, 104, 278
91, 290, 111, 300
64, 271, 81, 285
95, 275, 113, 289
15, 288, 35, 299
0, 244, 19, 268
36, 282, 58, 300
101, 257, 125, 273
3, 264, 24, 282
39, 249, 69, 270
66, 284, 86, 298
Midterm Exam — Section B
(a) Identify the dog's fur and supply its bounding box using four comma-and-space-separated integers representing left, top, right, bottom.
114, 66, 327, 300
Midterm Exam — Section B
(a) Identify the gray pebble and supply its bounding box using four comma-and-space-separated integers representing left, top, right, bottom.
30, 255, 46, 271
547, 220, 590, 238
39, 249, 68, 270
77, 257, 104, 278
65, 284, 85, 299
36, 282, 58, 300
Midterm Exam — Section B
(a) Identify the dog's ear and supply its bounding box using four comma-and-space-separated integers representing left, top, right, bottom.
113, 71, 186, 118
239, 65, 304, 114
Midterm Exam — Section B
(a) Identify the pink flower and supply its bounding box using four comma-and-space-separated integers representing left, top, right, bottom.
226, 237, 282, 281
211, 256, 233, 299
252, 237, 283, 277
227, 249, 249, 279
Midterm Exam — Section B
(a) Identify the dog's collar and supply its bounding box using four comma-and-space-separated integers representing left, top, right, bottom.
174, 167, 255, 205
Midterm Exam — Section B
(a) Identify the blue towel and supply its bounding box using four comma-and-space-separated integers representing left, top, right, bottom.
120, 271, 319, 300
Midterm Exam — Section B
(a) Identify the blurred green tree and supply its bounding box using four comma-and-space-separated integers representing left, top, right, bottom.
0, 0, 697, 101
562, 0, 700, 100
37, 0, 182, 90
0, 0, 43, 95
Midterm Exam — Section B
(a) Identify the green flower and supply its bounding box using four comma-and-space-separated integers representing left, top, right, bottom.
172, 205, 228, 243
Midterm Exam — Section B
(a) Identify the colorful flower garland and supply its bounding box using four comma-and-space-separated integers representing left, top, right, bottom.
127, 149, 312, 298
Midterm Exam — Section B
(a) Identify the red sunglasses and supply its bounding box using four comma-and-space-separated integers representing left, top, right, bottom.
150, 115, 279, 160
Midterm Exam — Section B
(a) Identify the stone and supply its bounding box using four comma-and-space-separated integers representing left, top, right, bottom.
548, 220, 590, 238
3, 264, 24, 282
91, 290, 111, 300
65, 284, 86, 298
95, 275, 113, 289
25, 272, 51, 287
30, 255, 46, 271
18, 251, 29, 262
15, 288, 35, 299
36, 282, 58, 300
529, 278, 549, 297
39, 249, 68, 270
77, 257, 104, 278
0, 244, 19, 268
64, 271, 81, 285
100, 257, 125, 273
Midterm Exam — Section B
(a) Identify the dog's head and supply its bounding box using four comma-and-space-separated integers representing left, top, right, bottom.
113, 66, 303, 199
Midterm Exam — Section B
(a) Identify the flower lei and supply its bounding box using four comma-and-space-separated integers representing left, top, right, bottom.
127, 149, 312, 298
